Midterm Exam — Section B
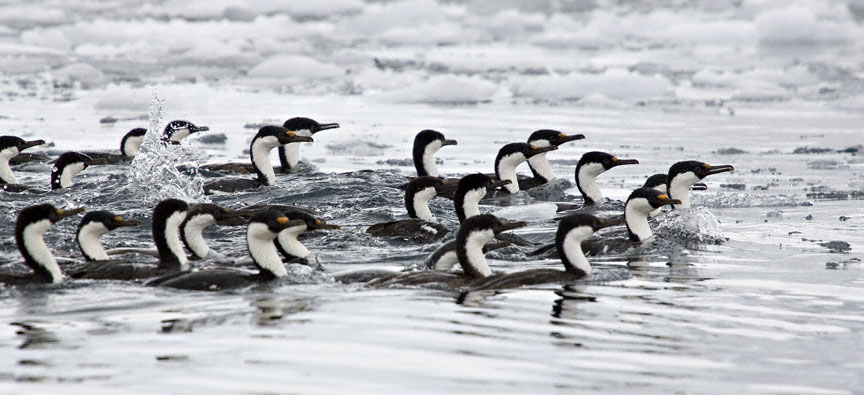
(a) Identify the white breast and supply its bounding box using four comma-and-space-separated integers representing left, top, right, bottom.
412, 186, 438, 221
23, 219, 63, 283
276, 224, 310, 259
123, 135, 145, 158
625, 197, 655, 242
422, 140, 443, 177
497, 153, 526, 193
59, 162, 86, 188
183, 214, 216, 258
668, 171, 700, 210
77, 221, 111, 261
251, 136, 280, 185
0, 147, 19, 184
577, 162, 606, 203
165, 211, 189, 270
247, 222, 288, 277
561, 226, 593, 275
464, 229, 495, 277
461, 188, 486, 219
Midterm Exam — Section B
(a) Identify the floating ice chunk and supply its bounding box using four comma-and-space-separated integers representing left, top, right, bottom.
380, 75, 497, 104
247, 55, 344, 80
493, 203, 557, 222
340, 0, 447, 36
513, 68, 673, 101
52, 63, 105, 88
755, 5, 858, 45
20, 29, 72, 51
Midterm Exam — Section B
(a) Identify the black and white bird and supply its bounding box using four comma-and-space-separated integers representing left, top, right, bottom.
162, 120, 209, 144
642, 173, 707, 218
555, 151, 639, 212
524, 130, 585, 188
273, 208, 340, 263
666, 161, 734, 210
1, 136, 45, 187
76, 211, 142, 261
470, 214, 617, 290
82, 128, 147, 164
0, 204, 84, 285
180, 204, 250, 260
494, 143, 558, 193
148, 210, 305, 291
366, 176, 457, 243
68, 199, 191, 280
277, 117, 339, 173
202, 126, 313, 194
412, 129, 457, 177
50, 152, 107, 190
454, 173, 512, 223
363, 214, 527, 288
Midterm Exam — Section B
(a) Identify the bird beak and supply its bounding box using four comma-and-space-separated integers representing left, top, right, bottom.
609, 158, 639, 167
527, 145, 558, 157
598, 214, 626, 229
558, 134, 585, 144
56, 207, 85, 220
21, 140, 46, 150
703, 164, 734, 176
282, 132, 314, 144
483, 241, 511, 252
86, 158, 109, 165
191, 125, 209, 132
653, 194, 681, 206
316, 123, 340, 132
491, 178, 512, 189
311, 219, 340, 230
691, 182, 708, 191
435, 179, 458, 193
216, 209, 254, 225
115, 219, 142, 228
442, 139, 458, 146
275, 218, 307, 231
497, 220, 528, 233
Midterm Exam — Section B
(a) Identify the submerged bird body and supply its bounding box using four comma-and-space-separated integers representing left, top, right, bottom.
203, 126, 314, 194
366, 176, 456, 243
0, 204, 84, 285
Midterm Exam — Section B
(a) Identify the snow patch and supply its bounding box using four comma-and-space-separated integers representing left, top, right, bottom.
513, 68, 674, 102
247, 55, 344, 80
379, 75, 497, 104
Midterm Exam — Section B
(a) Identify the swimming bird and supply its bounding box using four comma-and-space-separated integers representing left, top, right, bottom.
202, 126, 314, 194
50, 152, 108, 190
524, 130, 585, 188
470, 214, 617, 290
555, 151, 639, 212
494, 143, 558, 193
148, 210, 305, 291
413, 129, 457, 177
642, 173, 707, 218
0, 204, 84, 285
68, 199, 190, 280
81, 128, 147, 164
76, 211, 142, 261
362, 215, 527, 287
273, 208, 340, 263
666, 161, 734, 210
366, 176, 457, 243
277, 117, 339, 173
1, 136, 45, 187
454, 173, 512, 223
533, 187, 680, 258
181, 204, 250, 260
162, 120, 209, 144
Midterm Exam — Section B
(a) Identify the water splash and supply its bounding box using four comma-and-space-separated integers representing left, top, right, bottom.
123, 90, 207, 204
655, 208, 726, 247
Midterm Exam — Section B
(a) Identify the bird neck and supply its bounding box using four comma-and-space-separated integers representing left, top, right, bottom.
247, 223, 287, 278
414, 141, 442, 177
557, 227, 592, 276
455, 187, 485, 223
51, 163, 85, 190
278, 143, 302, 172
0, 148, 16, 184
625, 201, 654, 243
276, 225, 310, 260
668, 173, 698, 210
576, 163, 606, 205
250, 137, 279, 186
182, 214, 216, 259
154, 211, 189, 271
122, 135, 144, 158
527, 152, 554, 183
77, 222, 110, 261
17, 219, 63, 283
457, 229, 495, 278
407, 187, 436, 221
495, 154, 524, 194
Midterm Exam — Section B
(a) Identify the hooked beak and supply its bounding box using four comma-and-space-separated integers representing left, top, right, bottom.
496, 220, 528, 233
190, 125, 209, 133
86, 157, 109, 165
483, 241, 511, 252
597, 214, 626, 229
527, 145, 558, 157
311, 219, 340, 230
653, 196, 681, 207
115, 219, 142, 228
435, 179, 459, 193
275, 218, 307, 232
56, 207, 85, 220
281, 133, 315, 144
442, 139, 458, 147
216, 209, 254, 225
491, 178, 512, 189
703, 164, 734, 177
558, 134, 585, 144
609, 158, 639, 167
691, 182, 708, 191
316, 123, 340, 132
21, 140, 46, 150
